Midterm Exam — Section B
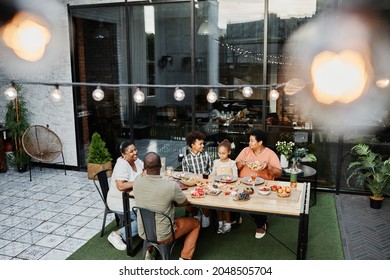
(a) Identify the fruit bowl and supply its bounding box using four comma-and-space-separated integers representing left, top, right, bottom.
258, 186, 271, 195
181, 177, 197, 187
277, 186, 291, 197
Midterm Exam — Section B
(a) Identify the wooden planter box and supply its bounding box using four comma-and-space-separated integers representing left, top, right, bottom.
87, 161, 112, 180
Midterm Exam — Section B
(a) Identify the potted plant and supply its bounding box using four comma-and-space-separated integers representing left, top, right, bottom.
5, 85, 30, 172
347, 143, 390, 209
87, 132, 112, 179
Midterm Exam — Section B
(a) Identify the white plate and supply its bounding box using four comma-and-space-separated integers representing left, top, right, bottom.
241, 176, 264, 185
172, 172, 194, 180
214, 175, 238, 183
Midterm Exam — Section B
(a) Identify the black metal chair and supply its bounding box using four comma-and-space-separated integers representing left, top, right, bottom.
132, 206, 176, 260
93, 169, 123, 237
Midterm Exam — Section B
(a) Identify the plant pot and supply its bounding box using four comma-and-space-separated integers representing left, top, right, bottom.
369, 196, 384, 209
280, 154, 288, 168
87, 161, 112, 180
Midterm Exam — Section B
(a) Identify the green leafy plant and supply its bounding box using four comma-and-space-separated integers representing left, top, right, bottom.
87, 132, 112, 164
276, 141, 316, 163
347, 143, 390, 198
5, 85, 30, 170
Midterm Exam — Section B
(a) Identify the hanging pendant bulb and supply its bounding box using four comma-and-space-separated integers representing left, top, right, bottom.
206, 88, 217, 103
51, 85, 62, 102
4, 83, 18, 101
173, 87, 185, 101
269, 89, 280, 100
242, 86, 253, 98
92, 85, 104, 101
133, 88, 145, 103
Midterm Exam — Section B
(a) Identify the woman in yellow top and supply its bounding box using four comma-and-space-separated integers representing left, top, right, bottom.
236, 129, 282, 239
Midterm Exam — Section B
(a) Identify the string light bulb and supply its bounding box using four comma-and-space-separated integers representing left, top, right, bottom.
133, 88, 145, 103
269, 89, 280, 101
376, 78, 389, 88
4, 83, 18, 101
50, 85, 62, 102
92, 85, 104, 101
242, 86, 253, 98
206, 88, 217, 103
173, 87, 185, 101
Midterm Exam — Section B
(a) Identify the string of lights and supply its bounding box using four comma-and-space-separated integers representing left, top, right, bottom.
1, 79, 286, 104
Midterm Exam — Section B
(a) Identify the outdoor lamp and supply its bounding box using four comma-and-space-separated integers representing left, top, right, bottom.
242, 86, 253, 98
1, 11, 51, 62
173, 87, 185, 101
206, 88, 217, 103
133, 88, 145, 103
376, 78, 389, 88
92, 85, 104, 101
50, 85, 62, 102
4, 83, 17, 101
269, 89, 280, 101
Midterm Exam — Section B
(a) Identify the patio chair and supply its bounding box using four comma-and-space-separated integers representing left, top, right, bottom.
132, 206, 176, 260
22, 124, 66, 181
93, 169, 123, 237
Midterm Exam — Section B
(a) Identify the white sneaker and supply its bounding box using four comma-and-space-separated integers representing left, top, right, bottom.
221, 223, 231, 234
108, 231, 126, 250
255, 224, 267, 239
201, 215, 210, 228
145, 249, 155, 260
194, 213, 202, 222
217, 222, 224, 234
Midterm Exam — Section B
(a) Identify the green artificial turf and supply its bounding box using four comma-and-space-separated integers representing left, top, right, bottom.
67, 193, 344, 260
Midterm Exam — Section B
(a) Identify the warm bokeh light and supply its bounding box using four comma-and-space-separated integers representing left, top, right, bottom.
269, 89, 279, 100
1, 12, 51, 62
284, 78, 306, 95
376, 78, 390, 88
311, 50, 368, 104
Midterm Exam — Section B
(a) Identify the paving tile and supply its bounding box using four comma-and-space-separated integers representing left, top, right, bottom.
16, 207, 43, 218
0, 241, 31, 257
0, 239, 11, 249
40, 249, 73, 260
66, 215, 93, 227
0, 254, 12, 260
34, 221, 62, 233
45, 203, 71, 213
1, 216, 27, 227
56, 237, 87, 252
14, 218, 43, 230
72, 227, 100, 240
1, 227, 30, 241
52, 224, 80, 237
17, 245, 51, 260
36, 234, 67, 248
48, 213, 75, 224
17, 230, 47, 244
62, 205, 86, 215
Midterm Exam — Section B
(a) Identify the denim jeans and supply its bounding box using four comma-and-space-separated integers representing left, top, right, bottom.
113, 209, 138, 239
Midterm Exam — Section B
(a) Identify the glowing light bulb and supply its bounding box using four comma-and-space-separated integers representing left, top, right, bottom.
242, 86, 253, 98
206, 89, 217, 103
269, 89, 279, 101
173, 88, 185, 101
133, 88, 145, 103
51, 85, 62, 102
4, 84, 17, 101
92, 86, 104, 101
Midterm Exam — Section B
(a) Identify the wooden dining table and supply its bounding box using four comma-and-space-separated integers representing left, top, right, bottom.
180, 176, 310, 260
122, 174, 310, 259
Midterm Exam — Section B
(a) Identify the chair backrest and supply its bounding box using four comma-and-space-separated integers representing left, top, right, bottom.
132, 206, 175, 244
93, 169, 112, 208
22, 125, 63, 162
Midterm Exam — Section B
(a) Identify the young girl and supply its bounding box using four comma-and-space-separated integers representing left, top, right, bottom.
211, 139, 238, 234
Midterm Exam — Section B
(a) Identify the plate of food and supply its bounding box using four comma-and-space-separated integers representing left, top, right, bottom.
181, 176, 197, 187
233, 191, 251, 202
191, 187, 205, 198
214, 175, 238, 183
207, 189, 222, 196
173, 172, 193, 180
241, 176, 264, 185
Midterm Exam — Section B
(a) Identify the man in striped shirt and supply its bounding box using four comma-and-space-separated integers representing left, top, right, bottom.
182, 131, 212, 228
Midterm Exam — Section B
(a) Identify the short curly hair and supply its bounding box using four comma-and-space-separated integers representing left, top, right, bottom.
186, 131, 206, 147
250, 129, 268, 146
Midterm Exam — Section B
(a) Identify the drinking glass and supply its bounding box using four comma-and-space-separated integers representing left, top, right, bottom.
160, 157, 166, 175
251, 173, 257, 189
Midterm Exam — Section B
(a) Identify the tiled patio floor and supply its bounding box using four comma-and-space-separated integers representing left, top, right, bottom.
0, 168, 111, 260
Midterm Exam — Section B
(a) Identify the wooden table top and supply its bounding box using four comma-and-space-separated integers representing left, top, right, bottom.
180, 177, 307, 217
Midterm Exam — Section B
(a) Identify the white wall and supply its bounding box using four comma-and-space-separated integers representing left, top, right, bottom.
0, 0, 124, 167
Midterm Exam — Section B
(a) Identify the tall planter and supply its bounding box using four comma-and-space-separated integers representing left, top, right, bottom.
87, 132, 112, 180
4, 85, 30, 172
280, 154, 289, 168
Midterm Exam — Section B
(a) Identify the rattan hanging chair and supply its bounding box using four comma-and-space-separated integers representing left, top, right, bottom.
22, 125, 66, 181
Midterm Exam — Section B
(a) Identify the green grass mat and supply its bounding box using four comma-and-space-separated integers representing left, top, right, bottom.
67, 193, 344, 260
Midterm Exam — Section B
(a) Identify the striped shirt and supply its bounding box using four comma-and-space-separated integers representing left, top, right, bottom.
182, 150, 212, 175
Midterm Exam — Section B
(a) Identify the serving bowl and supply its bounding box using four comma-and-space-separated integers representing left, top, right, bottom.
181, 177, 197, 187
258, 186, 271, 195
